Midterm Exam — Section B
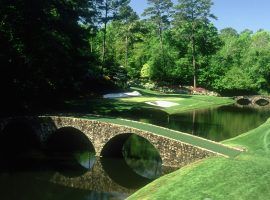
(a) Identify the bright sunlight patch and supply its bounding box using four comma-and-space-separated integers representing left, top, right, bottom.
145, 101, 179, 108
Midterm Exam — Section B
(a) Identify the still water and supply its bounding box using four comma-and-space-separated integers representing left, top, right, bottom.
1, 104, 270, 199
0, 129, 164, 200
123, 104, 270, 141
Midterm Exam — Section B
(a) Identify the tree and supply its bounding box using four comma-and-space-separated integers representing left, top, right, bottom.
97, 0, 130, 63
220, 27, 238, 38
0, 0, 98, 112
117, 1, 139, 68
174, 0, 216, 89
242, 31, 270, 92
142, 0, 173, 69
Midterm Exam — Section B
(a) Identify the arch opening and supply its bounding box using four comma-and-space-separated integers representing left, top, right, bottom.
237, 98, 251, 106
0, 119, 42, 170
46, 127, 96, 177
100, 133, 162, 189
255, 98, 269, 106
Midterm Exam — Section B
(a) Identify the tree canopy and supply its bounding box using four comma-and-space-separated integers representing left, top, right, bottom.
1, 0, 270, 114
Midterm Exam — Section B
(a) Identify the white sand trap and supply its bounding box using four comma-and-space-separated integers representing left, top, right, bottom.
103, 91, 142, 99
145, 101, 179, 108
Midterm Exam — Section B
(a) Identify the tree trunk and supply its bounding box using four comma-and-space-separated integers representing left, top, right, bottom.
90, 37, 93, 53
192, 42, 197, 89
102, 1, 108, 64
158, 23, 166, 69
125, 34, 128, 68
191, 23, 197, 89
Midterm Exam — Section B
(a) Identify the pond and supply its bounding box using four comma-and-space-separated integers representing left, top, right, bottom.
1, 104, 270, 199
0, 130, 169, 200
122, 104, 270, 142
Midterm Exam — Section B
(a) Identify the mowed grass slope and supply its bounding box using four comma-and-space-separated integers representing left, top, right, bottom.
127, 119, 270, 200
66, 87, 234, 115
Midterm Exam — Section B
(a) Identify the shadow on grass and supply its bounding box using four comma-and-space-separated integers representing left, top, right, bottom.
54, 97, 170, 122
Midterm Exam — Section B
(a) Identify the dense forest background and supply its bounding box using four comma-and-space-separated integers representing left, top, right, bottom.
1, 0, 270, 113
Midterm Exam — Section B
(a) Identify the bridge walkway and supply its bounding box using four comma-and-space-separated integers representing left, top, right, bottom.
82, 115, 241, 158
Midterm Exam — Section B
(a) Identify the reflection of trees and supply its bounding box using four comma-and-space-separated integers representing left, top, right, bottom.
74, 151, 96, 170
169, 105, 270, 141
122, 134, 162, 179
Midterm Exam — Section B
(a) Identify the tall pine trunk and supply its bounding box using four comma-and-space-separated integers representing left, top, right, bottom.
125, 34, 128, 68
158, 23, 166, 70
191, 22, 197, 89
102, 0, 108, 64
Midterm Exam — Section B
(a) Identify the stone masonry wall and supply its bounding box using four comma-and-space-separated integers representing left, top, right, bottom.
45, 116, 216, 168
0, 116, 217, 168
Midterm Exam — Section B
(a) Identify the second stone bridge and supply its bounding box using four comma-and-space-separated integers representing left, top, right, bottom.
235, 95, 270, 107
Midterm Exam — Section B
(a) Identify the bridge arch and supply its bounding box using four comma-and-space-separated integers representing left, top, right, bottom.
45, 116, 218, 168
235, 96, 270, 107
100, 133, 162, 188
46, 126, 96, 177
254, 98, 269, 106
236, 97, 251, 105
101, 133, 132, 158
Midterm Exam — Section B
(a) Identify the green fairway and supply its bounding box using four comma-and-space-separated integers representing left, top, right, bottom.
127, 119, 270, 200
66, 87, 234, 115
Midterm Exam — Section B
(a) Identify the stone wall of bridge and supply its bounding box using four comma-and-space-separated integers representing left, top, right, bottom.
0, 116, 217, 168
235, 95, 270, 107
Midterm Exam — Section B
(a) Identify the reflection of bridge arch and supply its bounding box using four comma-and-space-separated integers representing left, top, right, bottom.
0, 116, 242, 194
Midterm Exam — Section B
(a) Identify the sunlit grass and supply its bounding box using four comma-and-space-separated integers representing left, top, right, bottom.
67, 87, 234, 115
127, 119, 270, 200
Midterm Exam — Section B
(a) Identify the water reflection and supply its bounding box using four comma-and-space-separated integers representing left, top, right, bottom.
100, 133, 163, 189
46, 127, 96, 177
0, 171, 128, 200
123, 134, 162, 179
115, 105, 270, 142
168, 105, 270, 141
74, 151, 96, 170
0, 127, 168, 199
2, 104, 266, 199
100, 158, 151, 189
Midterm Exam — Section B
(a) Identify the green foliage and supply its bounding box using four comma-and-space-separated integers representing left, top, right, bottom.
2, 0, 270, 115
174, 0, 219, 88
216, 67, 256, 94
208, 29, 270, 95
140, 63, 151, 78
0, 0, 99, 111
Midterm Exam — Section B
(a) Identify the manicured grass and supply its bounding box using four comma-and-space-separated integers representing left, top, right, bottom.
66, 87, 234, 115
127, 119, 270, 200
83, 115, 241, 158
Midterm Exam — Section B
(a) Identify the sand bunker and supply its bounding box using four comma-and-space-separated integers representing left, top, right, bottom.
103, 91, 142, 99
145, 101, 179, 108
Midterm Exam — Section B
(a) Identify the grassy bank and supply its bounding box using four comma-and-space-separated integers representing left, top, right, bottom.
127, 119, 270, 200
66, 87, 234, 115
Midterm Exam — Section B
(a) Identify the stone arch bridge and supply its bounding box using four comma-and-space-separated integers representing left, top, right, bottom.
235, 95, 270, 107
0, 116, 240, 168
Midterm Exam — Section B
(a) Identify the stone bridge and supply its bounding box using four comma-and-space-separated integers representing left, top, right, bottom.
0, 115, 240, 168
235, 95, 270, 107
